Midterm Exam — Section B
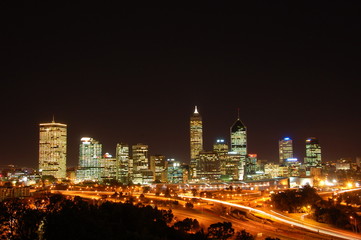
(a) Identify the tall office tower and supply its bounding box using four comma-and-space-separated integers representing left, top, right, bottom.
76, 137, 102, 182
150, 155, 167, 182
100, 152, 117, 181
230, 111, 247, 180
39, 120, 67, 179
305, 137, 322, 167
132, 144, 149, 171
245, 153, 257, 179
190, 106, 203, 179
116, 143, 130, 183
279, 137, 294, 164
132, 144, 149, 184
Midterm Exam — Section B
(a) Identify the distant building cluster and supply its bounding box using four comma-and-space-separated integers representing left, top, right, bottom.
74, 139, 187, 185
189, 107, 324, 183
31, 108, 358, 187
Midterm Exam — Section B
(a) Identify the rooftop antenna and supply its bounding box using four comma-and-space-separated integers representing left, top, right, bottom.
237, 108, 240, 120
52, 114, 55, 123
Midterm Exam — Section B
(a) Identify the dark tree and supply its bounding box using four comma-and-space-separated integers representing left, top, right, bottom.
271, 185, 321, 213
164, 187, 171, 198
207, 222, 234, 240
160, 209, 174, 224
0, 199, 43, 240
235, 229, 254, 240
173, 218, 200, 233
191, 188, 198, 197
185, 202, 194, 209
190, 228, 208, 240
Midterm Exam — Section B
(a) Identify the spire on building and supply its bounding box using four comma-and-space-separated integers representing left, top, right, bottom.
52, 115, 55, 123
194, 106, 199, 114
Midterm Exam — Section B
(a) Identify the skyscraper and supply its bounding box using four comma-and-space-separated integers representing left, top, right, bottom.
132, 144, 149, 171
190, 106, 203, 178
150, 155, 167, 182
101, 152, 117, 181
39, 119, 67, 179
230, 113, 247, 155
76, 137, 102, 182
305, 137, 322, 167
116, 143, 130, 183
230, 111, 247, 180
245, 153, 257, 177
132, 143, 150, 184
279, 137, 294, 164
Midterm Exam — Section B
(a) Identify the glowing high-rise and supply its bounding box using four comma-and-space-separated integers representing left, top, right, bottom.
77, 137, 103, 182
230, 113, 247, 155
39, 119, 67, 179
132, 143, 150, 184
116, 143, 130, 183
230, 111, 247, 180
279, 137, 294, 164
190, 106, 203, 178
305, 137, 322, 167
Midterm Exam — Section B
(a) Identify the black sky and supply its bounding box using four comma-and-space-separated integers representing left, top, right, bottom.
1, 2, 360, 168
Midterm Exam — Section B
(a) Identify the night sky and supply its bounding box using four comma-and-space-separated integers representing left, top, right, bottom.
1, 2, 360, 168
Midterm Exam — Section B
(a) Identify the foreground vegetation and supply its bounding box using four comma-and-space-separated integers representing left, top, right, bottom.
270, 185, 361, 232
0, 194, 276, 240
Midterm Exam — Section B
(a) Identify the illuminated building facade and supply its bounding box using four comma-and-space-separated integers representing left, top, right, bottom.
116, 143, 130, 183
39, 120, 67, 179
279, 137, 293, 164
213, 139, 228, 154
230, 113, 247, 180
305, 137, 322, 167
287, 159, 301, 177
76, 137, 102, 182
264, 163, 289, 178
197, 151, 221, 182
264, 163, 279, 178
245, 154, 257, 179
167, 159, 188, 184
219, 152, 242, 181
190, 106, 203, 179
132, 144, 150, 184
100, 153, 117, 181
213, 139, 241, 181
150, 155, 167, 182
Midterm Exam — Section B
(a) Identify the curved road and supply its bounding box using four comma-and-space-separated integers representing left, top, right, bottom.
179, 195, 361, 240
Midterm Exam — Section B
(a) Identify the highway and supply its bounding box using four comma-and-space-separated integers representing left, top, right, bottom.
53, 189, 360, 239
54, 190, 332, 239
179, 195, 361, 240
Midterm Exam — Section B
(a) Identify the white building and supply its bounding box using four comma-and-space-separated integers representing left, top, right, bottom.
76, 137, 102, 182
39, 120, 67, 179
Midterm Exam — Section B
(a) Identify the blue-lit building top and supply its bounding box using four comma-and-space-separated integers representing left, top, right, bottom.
279, 137, 293, 165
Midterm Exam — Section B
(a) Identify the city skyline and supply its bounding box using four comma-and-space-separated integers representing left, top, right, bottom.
34, 108, 348, 170
1, 3, 360, 168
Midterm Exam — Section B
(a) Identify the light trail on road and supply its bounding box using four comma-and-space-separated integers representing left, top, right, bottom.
337, 188, 361, 194
179, 195, 361, 240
